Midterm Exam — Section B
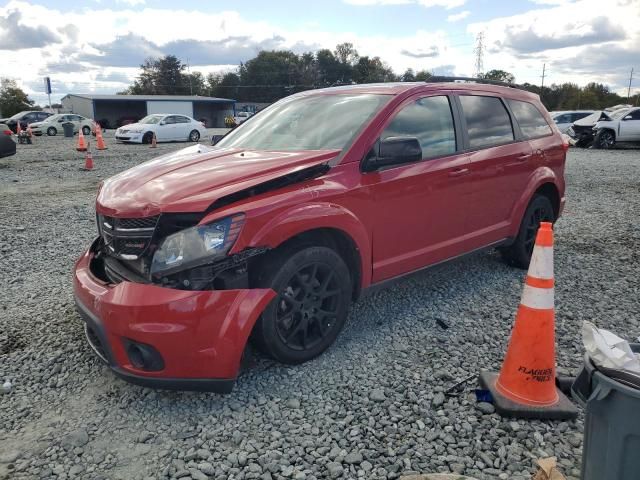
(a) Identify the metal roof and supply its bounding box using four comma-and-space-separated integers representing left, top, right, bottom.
61, 94, 235, 103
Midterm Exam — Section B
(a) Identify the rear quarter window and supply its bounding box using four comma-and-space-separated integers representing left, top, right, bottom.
459, 95, 514, 149
507, 99, 552, 139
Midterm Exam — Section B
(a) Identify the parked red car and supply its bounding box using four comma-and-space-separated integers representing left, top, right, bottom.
74, 79, 567, 393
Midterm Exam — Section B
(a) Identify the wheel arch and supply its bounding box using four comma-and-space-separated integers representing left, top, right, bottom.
240, 203, 371, 298
509, 171, 561, 238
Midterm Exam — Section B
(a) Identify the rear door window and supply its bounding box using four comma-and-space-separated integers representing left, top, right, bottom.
507, 99, 552, 139
459, 95, 514, 149
381, 95, 456, 159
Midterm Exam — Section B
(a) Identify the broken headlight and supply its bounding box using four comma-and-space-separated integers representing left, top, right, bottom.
150, 214, 244, 277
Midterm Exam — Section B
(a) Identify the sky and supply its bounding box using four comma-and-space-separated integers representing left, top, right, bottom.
0, 0, 638, 105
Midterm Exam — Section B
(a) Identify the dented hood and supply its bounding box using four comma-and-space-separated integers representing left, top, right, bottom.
96, 144, 339, 216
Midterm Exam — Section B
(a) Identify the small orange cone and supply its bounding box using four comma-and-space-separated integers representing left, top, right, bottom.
479, 222, 577, 419
27, 124, 33, 137
150, 132, 157, 148
76, 129, 87, 152
82, 150, 94, 171
95, 124, 107, 150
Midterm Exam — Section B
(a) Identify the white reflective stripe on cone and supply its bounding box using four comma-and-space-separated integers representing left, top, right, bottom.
528, 245, 554, 280
520, 284, 554, 310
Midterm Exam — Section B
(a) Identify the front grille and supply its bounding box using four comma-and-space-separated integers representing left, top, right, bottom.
99, 214, 159, 260
84, 325, 109, 364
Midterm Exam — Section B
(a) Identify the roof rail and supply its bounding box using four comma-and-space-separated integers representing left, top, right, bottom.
428, 76, 525, 90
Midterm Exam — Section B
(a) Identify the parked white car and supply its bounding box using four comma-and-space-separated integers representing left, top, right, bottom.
550, 111, 594, 133
29, 113, 94, 136
234, 111, 253, 125
115, 114, 206, 144
593, 107, 640, 149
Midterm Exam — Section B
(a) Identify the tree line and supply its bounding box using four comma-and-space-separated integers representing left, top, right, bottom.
122, 48, 638, 111
1, 44, 637, 118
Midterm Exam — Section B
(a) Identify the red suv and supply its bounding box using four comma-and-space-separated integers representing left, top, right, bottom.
73, 79, 566, 393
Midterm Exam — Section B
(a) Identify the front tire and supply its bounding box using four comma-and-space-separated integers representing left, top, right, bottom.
142, 132, 154, 144
47, 127, 57, 136
189, 130, 200, 142
595, 129, 615, 149
82, 126, 91, 135
251, 245, 352, 364
500, 195, 555, 269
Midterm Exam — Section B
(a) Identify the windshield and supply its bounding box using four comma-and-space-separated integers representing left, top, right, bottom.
10, 111, 27, 119
217, 93, 389, 151
139, 115, 164, 124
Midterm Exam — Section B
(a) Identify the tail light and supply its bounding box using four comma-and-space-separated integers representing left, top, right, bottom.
2, 129, 12, 136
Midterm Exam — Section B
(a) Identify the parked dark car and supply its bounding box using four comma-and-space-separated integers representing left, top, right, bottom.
0, 111, 53, 133
74, 79, 567, 393
0, 124, 17, 158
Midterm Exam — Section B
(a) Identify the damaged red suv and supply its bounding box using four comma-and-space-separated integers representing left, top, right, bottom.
73, 78, 567, 393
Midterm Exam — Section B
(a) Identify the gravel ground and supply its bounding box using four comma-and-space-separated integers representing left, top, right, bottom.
1, 133, 639, 480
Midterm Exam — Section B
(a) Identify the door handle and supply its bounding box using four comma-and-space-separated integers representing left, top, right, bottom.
516, 153, 532, 162
448, 168, 469, 177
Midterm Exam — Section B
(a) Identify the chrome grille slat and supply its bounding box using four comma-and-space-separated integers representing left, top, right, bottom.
98, 214, 159, 260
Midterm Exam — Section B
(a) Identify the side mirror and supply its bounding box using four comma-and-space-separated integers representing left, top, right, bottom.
159, 121, 166, 125
363, 137, 422, 172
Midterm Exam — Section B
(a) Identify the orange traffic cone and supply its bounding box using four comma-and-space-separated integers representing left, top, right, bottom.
76, 129, 87, 152
150, 132, 157, 148
27, 124, 33, 137
479, 222, 577, 419
82, 150, 94, 171
95, 124, 107, 150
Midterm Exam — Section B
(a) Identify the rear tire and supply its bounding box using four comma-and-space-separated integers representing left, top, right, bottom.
47, 127, 57, 136
500, 194, 555, 269
189, 130, 200, 142
251, 245, 352, 364
594, 129, 615, 149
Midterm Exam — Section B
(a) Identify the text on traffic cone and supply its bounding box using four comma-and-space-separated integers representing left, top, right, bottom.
495, 222, 558, 406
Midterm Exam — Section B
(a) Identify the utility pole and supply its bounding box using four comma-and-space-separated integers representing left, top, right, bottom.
474, 32, 484, 78
540, 63, 546, 101
628, 68, 634, 101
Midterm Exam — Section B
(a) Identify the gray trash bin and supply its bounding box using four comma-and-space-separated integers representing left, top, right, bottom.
572, 343, 640, 480
62, 122, 74, 137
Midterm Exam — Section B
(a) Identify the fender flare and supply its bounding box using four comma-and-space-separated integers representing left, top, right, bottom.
508, 168, 560, 238
243, 202, 372, 289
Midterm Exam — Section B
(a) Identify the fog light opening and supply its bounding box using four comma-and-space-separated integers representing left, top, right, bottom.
123, 339, 165, 371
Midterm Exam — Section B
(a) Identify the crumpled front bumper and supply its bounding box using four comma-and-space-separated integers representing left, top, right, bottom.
72, 239, 275, 393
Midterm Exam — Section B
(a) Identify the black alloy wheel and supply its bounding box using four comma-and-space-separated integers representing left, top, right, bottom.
251, 245, 352, 364
275, 263, 341, 351
500, 194, 555, 269
596, 130, 615, 149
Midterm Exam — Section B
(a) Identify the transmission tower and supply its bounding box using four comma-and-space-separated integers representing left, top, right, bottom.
474, 32, 485, 77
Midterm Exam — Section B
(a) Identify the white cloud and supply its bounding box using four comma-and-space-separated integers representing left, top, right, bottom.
447, 10, 470, 22
345, 0, 466, 8
116, 0, 145, 5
